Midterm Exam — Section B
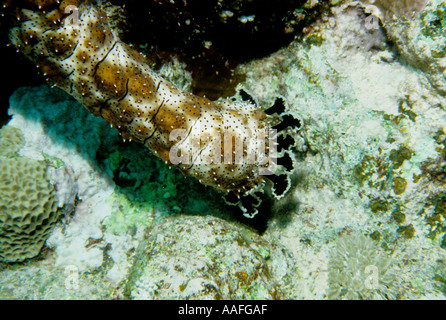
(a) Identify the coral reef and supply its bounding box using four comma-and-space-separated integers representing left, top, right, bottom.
0, 126, 59, 262
373, 0, 446, 253
1, 0, 446, 301
125, 215, 286, 299
0, 259, 114, 299
239, 0, 446, 299
434, 250, 446, 294
377, 0, 446, 94
0, 126, 24, 158
5, 84, 244, 288
328, 233, 398, 299
7, 85, 116, 271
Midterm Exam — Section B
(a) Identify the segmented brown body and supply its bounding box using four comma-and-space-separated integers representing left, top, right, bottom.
9, 0, 300, 217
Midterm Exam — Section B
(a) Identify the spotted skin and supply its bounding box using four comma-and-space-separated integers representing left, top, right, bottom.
9, 0, 300, 217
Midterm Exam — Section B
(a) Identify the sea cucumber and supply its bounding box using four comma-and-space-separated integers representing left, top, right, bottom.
8, 0, 302, 217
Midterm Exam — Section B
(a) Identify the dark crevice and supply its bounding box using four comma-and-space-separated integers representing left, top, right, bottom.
272, 114, 302, 132
107, 0, 330, 100
277, 134, 295, 153
277, 152, 294, 172
224, 191, 240, 205
117, 78, 130, 102
239, 89, 257, 105
266, 173, 290, 198
93, 40, 118, 75
265, 97, 286, 115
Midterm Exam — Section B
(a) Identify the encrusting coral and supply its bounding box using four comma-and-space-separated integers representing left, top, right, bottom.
0, 125, 24, 158
8, 0, 303, 217
0, 125, 59, 263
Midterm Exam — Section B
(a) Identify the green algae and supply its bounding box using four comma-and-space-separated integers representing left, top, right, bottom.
392, 209, 406, 224
420, 1, 446, 39
397, 224, 416, 239
392, 176, 407, 195
103, 192, 154, 236
370, 198, 389, 214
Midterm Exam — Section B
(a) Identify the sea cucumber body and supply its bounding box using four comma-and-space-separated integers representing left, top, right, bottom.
9, 1, 297, 217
